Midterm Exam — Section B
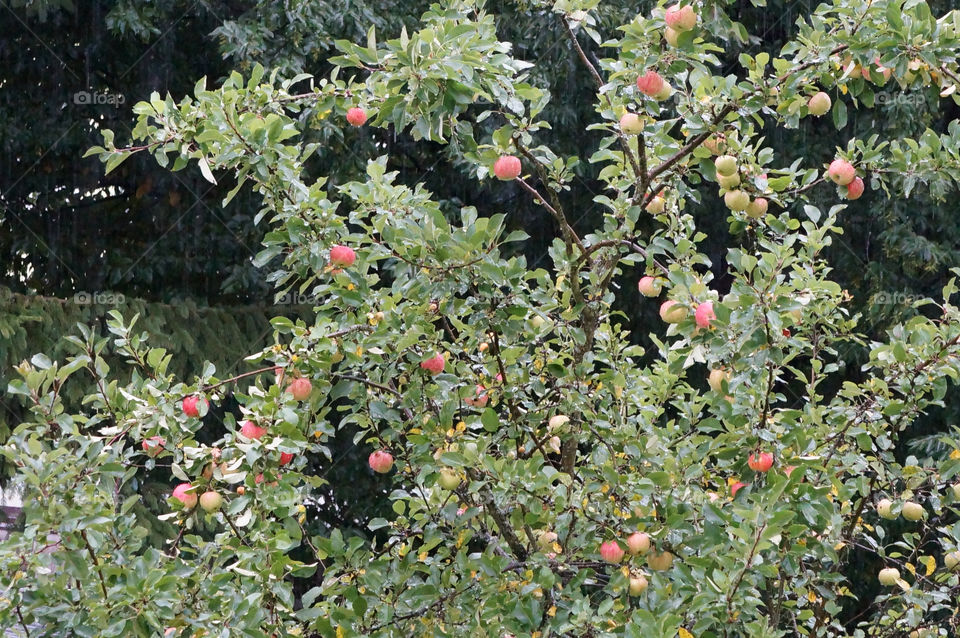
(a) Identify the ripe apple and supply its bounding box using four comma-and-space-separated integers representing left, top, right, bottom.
537, 530, 559, 552
876, 498, 896, 519
645, 196, 665, 214
807, 92, 832, 117
279, 452, 295, 465
694, 301, 716, 329
731, 481, 747, 497
626, 532, 651, 555
878, 567, 900, 586
287, 377, 313, 401
629, 575, 649, 595
862, 58, 892, 83
172, 483, 197, 508
828, 159, 856, 186
599, 540, 625, 564
345, 107, 368, 126
369, 450, 394, 474
647, 550, 674, 571
659, 300, 688, 324
748, 451, 774, 472
901, 501, 924, 521
199, 491, 222, 513
254, 473, 280, 487
493, 155, 522, 180
182, 396, 207, 418
724, 190, 750, 211
329, 245, 356, 267
239, 420, 267, 440
708, 368, 730, 392
438, 468, 461, 490
842, 58, 862, 79
465, 384, 489, 408
717, 172, 741, 189
846, 177, 865, 200
637, 276, 662, 297
665, 4, 697, 31
420, 353, 445, 375
745, 197, 768, 219
142, 436, 166, 457
714, 155, 738, 177
664, 27, 680, 47
945, 551, 960, 570
636, 70, 666, 97
620, 112, 643, 135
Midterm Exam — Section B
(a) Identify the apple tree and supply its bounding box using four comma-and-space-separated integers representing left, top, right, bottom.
5, 0, 960, 636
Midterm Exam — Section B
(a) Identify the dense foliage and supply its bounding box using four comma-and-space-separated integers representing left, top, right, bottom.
5, 0, 960, 636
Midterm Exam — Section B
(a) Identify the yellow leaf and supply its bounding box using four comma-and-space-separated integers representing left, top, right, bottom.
679, 629, 694, 638
839, 84, 848, 95
951, 449, 960, 460
548, 605, 557, 617
807, 591, 817, 603
919, 555, 936, 576
336, 627, 344, 638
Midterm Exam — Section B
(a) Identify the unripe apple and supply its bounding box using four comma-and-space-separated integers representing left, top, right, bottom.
902, 501, 924, 521
952, 483, 960, 500
329, 245, 356, 267
842, 58, 862, 79
199, 490, 222, 513
748, 451, 774, 472
846, 177, 865, 200
420, 353, 445, 375
626, 532, 651, 555
182, 396, 207, 418
637, 276, 662, 297
703, 134, 726, 155
724, 190, 750, 211
287, 377, 313, 401
707, 368, 730, 392
807, 92, 832, 117
629, 575, 649, 595
876, 498, 896, 519
945, 551, 960, 571
878, 567, 900, 586
142, 436, 166, 457
537, 530, 558, 552
369, 450, 394, 474
530, 314, 546, 329
548, 414, 571, 433
717, 172, 741, 189
493, 155, 522, 180
345, 107, 368, 127
172, 483, 197, 508
714, 155, 738, 177
239, 420, 267, 440
647, 550, 674, 571
438, 468, 461, 490
599, 540, 625, 564
636, 70, 666, 97
645, 196, 665, 214
694, 301, 716, 329
653, 83, 673, 101
619, 112, 643, 135
659, 300, 688, 323
731, 481, 747, 497
665, 4, 697, 31
828, 159, 856, 186
745, 198, 768, 219
279, 452, 295, 466
664, 27, 680, 47
547, 436, 562, 455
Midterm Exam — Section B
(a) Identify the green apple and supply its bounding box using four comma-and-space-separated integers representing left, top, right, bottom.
628, 575, 648, 595
902, 501, 924, 521
876, 498, 896, 520
438, 468, 461, 490
878, 567, 900, 585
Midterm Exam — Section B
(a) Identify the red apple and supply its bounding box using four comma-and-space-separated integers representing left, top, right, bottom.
329, 245, 356, 267
464, 384, 489, 408
182, 396, 207, 418
599, 540, 625, 564
828, 159, 856, 186
172, 483, 197, 508
142, 436, 166, 457
694, 301, 716, 329
346, 107, 368, 127
665, 4, 697, 31
745, 197, 768, 219
239, 420, 267, 440
731, 481, 747, 497
645, 196, 665, 214
626, 532, 651, 555
279, 452, 295, 466
637, 276, 662, 297
287, 377, 313, 401
636, 70, 666, 97
369, 450, 394, 474
748, 451, 774, 472
420, 353, 445, 375
846, 177, 865, 200
493, 155, 522, 181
